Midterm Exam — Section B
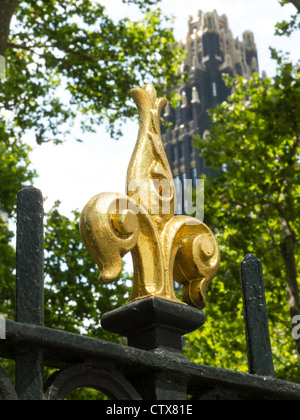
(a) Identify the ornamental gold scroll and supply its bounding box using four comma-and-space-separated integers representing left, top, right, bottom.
80, 84, 220, 310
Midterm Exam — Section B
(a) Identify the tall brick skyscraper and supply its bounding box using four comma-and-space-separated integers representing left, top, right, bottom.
162, 10, 258, 186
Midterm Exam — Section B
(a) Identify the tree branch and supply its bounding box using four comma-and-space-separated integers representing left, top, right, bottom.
7, 41, 118, 64
0, 0, 18, 56
289, 0, 300, 13
7, 42, 42, 53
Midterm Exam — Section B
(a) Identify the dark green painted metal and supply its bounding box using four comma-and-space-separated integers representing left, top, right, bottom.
101, 297, 206, 353
0, 188, 298, 400
240, 254, 275, 377
16, 186, 44, 326
15, 187, 45, 400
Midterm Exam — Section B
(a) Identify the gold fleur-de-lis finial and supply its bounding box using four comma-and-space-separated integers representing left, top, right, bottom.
80, 84, 220, 310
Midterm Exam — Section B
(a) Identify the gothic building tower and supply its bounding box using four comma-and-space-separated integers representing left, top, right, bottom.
162, 10, 258, 187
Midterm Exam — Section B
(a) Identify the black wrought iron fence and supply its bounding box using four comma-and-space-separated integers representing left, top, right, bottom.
0, 186, 299, 401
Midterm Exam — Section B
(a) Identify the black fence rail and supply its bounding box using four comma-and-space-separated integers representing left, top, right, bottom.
0, 186, 300, 400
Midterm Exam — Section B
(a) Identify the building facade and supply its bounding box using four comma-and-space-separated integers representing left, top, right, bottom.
162, 10, 258, 188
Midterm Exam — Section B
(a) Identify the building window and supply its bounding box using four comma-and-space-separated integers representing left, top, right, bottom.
175, 107, 181, 126
189, 136, 194, 154
172, 145, 179, 162
212, 82, 217, 97
192, 167, 198, 189
178, 142, 185, 160
207, 17, 213, 30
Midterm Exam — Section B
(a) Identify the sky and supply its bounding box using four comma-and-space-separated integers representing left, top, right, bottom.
26, 0, 299, 230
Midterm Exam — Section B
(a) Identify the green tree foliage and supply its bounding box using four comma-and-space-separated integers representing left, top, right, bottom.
43, 204, 132, 400
1, 200, 131, 399
0, 219, 16, 318
44, 202, 131, 343
0, 131, 36, 386
0, 126, 35, 318
1, 2, 178, 385
0, 140, 35, 215
187, 63, 300, 382
276, 0, 300, 35
1, 1, 299, 399
0, 0, 185, 144
0, 0, 183, 332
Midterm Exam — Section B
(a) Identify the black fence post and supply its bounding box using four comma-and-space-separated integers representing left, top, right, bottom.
240, 254, 275, 377
15, 187, 45, 400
